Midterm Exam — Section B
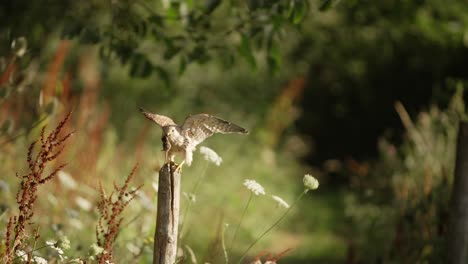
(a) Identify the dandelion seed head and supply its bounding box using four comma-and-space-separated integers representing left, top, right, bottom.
271, 195, 290, 209
303, 174, 319, 192
200, 146, 223, 166
243, 179, 266, 196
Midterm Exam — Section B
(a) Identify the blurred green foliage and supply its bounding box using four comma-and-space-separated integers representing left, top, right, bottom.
1, 0, 468, 263
344, 87, 465, 263
293, 0, 468, 162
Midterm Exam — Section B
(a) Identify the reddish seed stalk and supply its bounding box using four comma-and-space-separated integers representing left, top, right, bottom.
96, 164, 142, 264
1, 112, 72, 263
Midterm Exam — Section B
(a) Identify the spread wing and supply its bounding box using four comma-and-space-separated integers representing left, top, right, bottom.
182, 114, 248, 146
140, 108, 176, 127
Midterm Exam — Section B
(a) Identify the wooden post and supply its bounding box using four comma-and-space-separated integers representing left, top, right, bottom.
448, 122, 468, 264
154, 163, 181, 264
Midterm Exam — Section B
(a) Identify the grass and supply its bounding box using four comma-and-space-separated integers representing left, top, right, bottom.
0, 108, 344, 263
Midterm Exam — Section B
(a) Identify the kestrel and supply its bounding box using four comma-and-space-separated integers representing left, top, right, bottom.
140, 108, 248, 167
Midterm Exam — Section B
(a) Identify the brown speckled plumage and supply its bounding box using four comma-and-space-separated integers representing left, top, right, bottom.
140, 108, 248, 166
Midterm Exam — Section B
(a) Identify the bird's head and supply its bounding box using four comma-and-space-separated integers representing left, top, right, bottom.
162, 125, 180, 137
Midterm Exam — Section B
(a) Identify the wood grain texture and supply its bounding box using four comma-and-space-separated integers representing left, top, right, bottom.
154, 163, 181, 264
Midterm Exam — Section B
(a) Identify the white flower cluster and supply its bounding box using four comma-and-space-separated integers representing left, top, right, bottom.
46, 236, 70, 261
243, 179, 266, 196
199, 146, 223, 166
16, 250, 49, 263
46, 240, 64, 255
303, 174, 319, 192
33, 256, 48, 264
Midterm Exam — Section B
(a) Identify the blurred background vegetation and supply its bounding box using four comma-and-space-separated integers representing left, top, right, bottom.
1, 0, 468, 263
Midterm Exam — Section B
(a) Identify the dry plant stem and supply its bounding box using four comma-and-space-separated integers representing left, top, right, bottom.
2, 112, 72, 263
228, 192, 253, 262
96, 164, 142, 264
154, 162, 181, 264
237, 191, 307, 264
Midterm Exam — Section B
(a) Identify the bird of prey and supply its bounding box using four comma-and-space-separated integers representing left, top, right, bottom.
140, 108, 248, 168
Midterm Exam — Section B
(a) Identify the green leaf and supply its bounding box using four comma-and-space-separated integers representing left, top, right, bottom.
129, 54, 153, 78
154, 66, 170, 88
204, 0, 222, 14
61, 21, 83, 38
187, 46, 208, 63
80, 27, 101, 44
178, 56, 187, 76
319, 0, 333, 11
166, 3, 180, 20
163, 44, 182, 60
267, 42, 281, 74
238, 34, 256, 69
149, 15, 164, 27
291, 0, 308, 24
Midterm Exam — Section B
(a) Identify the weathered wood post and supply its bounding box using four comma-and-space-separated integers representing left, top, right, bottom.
448, 121, 468, 264
154, 162, 181, 264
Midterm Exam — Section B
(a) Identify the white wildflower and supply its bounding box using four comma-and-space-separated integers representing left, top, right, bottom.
16, 250, 28, 261
303, 174, 319, 192
46, 240, 64, 255
243, 179, 266, 196
271, 195, 290, 209
75, 196, 92, 211
33, 256, 48, 264
265, 261, 276, 264
183, 192, 196, 203
59, 236, 71, 250
250, 260, 262, 264
200, 146, 223, 166
58, 171, 77, 190
90, 243, 104, 256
